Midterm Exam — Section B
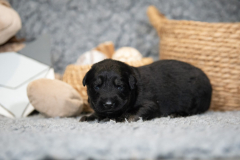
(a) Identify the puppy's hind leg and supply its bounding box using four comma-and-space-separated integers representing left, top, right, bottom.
128, 101, 160, 122
99, 117, 110, 123
169, 112, 189, 118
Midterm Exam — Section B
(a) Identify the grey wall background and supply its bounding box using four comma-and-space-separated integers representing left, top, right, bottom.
9, 0, 240, 74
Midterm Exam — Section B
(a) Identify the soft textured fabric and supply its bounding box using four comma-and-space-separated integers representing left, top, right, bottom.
27, 78, 83, 117
94, 41, 115, 58
9, 0, 240, 74
0, 0, 11, 7
112, 47, 142, 62
0, 1, 21, 45
0, 111, 240, 159
75, 50, 107, 65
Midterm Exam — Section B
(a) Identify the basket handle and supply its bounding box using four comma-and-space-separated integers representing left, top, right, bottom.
147, 6, 167, 32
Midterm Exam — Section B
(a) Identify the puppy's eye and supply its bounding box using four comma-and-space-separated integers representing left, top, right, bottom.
117, 86, 123, 91
94, 86, 100, 90
93, 77, 102, 90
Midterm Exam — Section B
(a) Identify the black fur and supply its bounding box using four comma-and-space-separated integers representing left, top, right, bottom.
80, 59, 212, 122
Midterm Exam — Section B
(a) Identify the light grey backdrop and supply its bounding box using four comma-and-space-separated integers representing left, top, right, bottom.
9, 0, 240, 73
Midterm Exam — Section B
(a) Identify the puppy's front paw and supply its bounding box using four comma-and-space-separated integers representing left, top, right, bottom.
99, 117, 110, 123
127, 115, 140, 122
79, 115, 89, 122
79, 114, 97, 122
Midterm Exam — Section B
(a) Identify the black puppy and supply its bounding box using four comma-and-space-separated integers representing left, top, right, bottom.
80, 59, 212, 122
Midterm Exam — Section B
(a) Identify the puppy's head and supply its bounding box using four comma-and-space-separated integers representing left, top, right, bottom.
83, 59, 136, 118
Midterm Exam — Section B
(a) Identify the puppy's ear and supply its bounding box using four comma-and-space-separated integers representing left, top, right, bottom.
128, 75, 136, 90
83, 70, 90, 86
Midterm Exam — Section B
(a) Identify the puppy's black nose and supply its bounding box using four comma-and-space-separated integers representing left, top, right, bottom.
103, 101, 114, 109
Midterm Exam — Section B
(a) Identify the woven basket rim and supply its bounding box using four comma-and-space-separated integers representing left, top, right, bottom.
147, 6, 240, 27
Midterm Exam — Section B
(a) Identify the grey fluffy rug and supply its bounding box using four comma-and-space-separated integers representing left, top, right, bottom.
1, 111, 240, 159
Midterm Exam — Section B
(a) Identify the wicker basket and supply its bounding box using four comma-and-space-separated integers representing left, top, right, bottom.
147, 6, 240, 111
63, 58, 153, 101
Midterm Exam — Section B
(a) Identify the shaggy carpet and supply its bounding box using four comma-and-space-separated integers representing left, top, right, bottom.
0, 111, 240, 159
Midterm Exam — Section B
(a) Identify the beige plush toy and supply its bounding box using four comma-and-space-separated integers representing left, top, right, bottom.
112, 47, 142, 62
27, 78, 84, 117
75, 42, 143, 65
76, 50, 107, 65
94, 41, 115, 58
76, 41, 115, 65
0, 0, 22, 45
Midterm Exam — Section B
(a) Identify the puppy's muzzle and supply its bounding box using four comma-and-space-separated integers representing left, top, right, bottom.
103, 100, 115, 109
